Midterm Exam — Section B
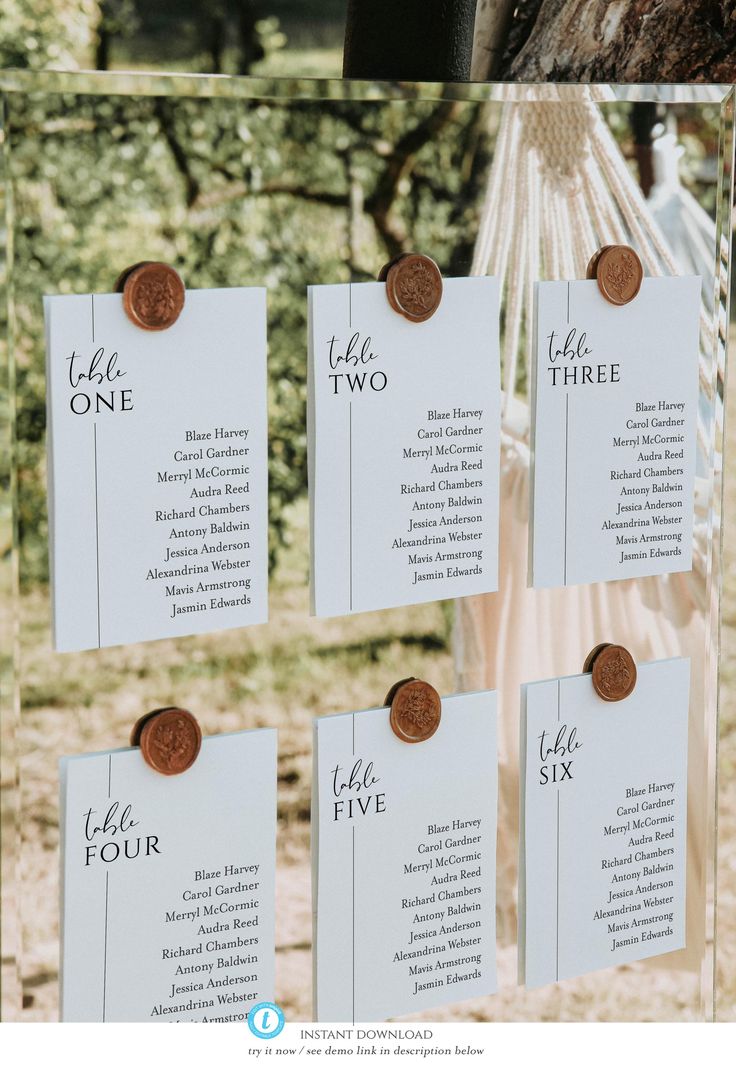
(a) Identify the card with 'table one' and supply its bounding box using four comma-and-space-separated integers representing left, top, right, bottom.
45, 287, 268, 651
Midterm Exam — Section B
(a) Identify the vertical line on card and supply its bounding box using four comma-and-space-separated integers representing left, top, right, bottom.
93, 422, 101, 647
102, 871, 109, 1021
556, 790, 560, 982
352, 825, 356, 1024
351, 713, 356, 1019
563, 394, 569, 586
562, 282, 570, 587
349, 402, 353, 611
556, 679, 561, 980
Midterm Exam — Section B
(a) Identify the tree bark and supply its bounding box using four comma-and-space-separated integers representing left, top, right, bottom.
343, 0, 478, 80
498, 0, 736, 82
470, 0, 517, 80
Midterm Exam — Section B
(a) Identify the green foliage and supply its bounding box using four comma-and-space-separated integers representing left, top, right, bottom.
1, 0, 98, 70
6, 82, 493, 584
114, 2, 288, 74
3, 6, 720, 589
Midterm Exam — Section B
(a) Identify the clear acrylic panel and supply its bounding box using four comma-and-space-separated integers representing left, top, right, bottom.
0, 72, 733, 1022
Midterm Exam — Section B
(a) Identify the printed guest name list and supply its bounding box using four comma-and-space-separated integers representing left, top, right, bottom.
606, 399, 689, 569
151, 424, 256, 621
45, 287, 268, 650
396, 407, 488, 591
395, 815, 489, 1001
154, 858, 265, 1020
308, 278, 501, 617
594, 777, 683, 956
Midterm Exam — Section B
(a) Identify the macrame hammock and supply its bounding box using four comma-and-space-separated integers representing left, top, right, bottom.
456, 85, 725, 969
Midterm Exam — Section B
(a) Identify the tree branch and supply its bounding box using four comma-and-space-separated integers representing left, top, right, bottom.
258, 182, 348, 207
365, 101, 461, 257
191, 180, 348, 214
154, 99, 200, 207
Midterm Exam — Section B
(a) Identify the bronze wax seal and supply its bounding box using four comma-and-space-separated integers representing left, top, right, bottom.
114, 261, 152, 292
136, 707, 202, 775
582, 642, 613, 674
587, 644, 637, 703
389, 679, 442, 743
384, 253, 443, 323
594, 244, 643, 306
120, 261, 185, 331
585, 246, 612, 281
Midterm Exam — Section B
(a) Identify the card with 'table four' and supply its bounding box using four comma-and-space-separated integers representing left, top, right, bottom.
530, 277, 701, 588
44, 288, 268, 651
307, 278, 501, 616
60, 728, 277, 1022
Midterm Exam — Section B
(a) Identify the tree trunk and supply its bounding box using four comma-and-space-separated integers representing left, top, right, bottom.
630, 101, 658, 198
95, 29, 110, 71
343, 0, 478, 80
498, 0, 736, 82
208, 16, 225, 75
470, 0, 517, 80
236, 1, 265, 76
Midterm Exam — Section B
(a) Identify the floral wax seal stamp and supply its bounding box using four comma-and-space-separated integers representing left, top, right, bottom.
388, 678, 442, 743
119, 261, 185, 331
587, 644, 637, 703
594, 244, 643, 306
135, 707, 202, 775
384, 253, 443, 323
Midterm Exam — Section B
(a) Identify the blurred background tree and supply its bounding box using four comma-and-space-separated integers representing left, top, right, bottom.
1, 0, 99, 70
95, 0, 138, 70
1, 1, 347, 77
0, 1, 729, 584
1, 0, 499, 583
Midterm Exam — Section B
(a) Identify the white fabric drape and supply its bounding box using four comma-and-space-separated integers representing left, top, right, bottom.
456, 87, 723, 968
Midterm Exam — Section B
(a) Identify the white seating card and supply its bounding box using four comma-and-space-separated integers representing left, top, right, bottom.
313, 690, 498, 1021
308, 278, 501, 616
45, 288, 268, 651
530, 277, 700, 588
520, 658, 689, 988
60, 728, 277, 1022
